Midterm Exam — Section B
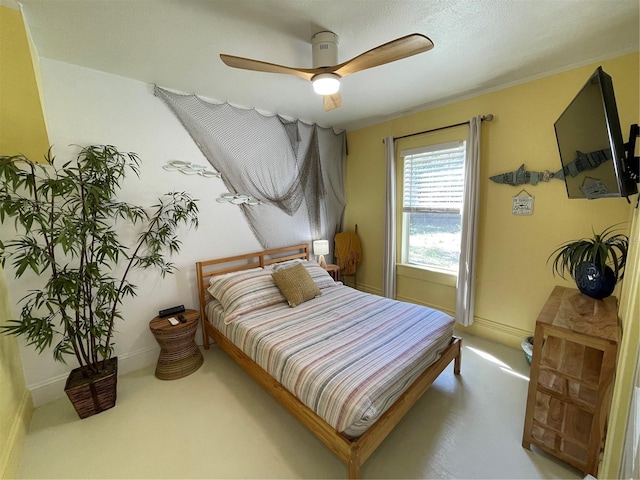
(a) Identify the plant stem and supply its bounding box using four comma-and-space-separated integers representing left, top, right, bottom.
102, 210, 161, 370
38, 161, 87, 369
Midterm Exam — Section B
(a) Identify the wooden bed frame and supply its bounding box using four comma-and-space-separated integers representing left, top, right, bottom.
196, 243, 462, 479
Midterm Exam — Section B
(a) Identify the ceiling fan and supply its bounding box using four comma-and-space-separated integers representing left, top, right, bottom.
220, 32, 434, 111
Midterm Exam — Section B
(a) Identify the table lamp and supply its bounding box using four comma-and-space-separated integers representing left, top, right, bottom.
313, 240, 329, 268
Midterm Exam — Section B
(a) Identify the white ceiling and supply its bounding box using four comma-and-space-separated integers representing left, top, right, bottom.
15, 0, 640, 131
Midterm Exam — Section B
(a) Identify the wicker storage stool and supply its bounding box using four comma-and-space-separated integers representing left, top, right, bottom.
149, 309, 203, 380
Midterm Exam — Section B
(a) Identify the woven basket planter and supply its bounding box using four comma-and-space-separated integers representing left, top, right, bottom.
64, 357, 118, 419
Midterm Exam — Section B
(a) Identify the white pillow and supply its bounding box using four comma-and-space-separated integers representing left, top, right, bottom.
264, 258, 307, 270
207, 269, 286, 323
207, 267, 263, 286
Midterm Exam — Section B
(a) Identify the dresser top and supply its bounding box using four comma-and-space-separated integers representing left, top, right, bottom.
537, 286, 619, 342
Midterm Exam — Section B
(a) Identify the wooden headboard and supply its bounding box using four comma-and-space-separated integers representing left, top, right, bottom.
195, 243, 309, 322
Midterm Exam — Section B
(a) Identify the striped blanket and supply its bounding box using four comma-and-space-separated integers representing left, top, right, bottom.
207, 284, 454, 437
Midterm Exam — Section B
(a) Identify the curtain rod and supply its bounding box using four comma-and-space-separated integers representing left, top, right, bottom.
390, 114, 494, 143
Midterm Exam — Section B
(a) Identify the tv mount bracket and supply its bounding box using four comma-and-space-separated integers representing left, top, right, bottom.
625, 123, 639, 182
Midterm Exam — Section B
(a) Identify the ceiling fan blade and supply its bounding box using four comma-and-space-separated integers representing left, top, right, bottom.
333, 34, 433, 77
221, 33, 432, 109
220, 54, 316, 81
323, 93, 342, 111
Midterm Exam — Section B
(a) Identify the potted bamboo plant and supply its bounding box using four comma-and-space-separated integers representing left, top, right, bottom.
0, 145, 198, 418
548, 225, 628, 299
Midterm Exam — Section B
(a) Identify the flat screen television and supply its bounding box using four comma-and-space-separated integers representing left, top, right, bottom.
554, 66, 638, 199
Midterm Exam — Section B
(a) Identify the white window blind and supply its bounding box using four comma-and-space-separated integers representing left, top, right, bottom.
402, 141, 466, 214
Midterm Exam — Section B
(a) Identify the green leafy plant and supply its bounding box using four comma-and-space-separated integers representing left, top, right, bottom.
0, 145, 199, 375
548, 224, 629, 282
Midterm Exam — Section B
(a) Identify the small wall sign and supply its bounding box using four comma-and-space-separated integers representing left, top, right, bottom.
512, 189, 534, 215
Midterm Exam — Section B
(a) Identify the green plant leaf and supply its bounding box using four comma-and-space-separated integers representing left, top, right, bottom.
0, 145, 199, 370
548, 224, 629, 283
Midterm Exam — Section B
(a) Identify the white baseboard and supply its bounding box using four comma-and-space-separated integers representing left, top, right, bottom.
351, 282, 382, 296
459, 316, 532, 350
28, 345, 160, 407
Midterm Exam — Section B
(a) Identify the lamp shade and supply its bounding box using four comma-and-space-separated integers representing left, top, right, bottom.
313, 240, 329, 256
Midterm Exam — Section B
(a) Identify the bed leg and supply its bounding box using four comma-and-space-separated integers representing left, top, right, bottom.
454, 338, 462, 375
347, 449, 361, 479
348, 461, 360, 479
202, 323, 210, 350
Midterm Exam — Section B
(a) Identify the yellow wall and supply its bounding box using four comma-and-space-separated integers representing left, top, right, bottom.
0, 4, 49, 160
345, 51, 639, 477
0, 4, 49, 478
0, 267, 32, 479
345, 53, 638, 346
601, 202, 640, 478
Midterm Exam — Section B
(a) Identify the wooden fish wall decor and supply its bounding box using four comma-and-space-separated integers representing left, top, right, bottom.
490, 164, 565, 186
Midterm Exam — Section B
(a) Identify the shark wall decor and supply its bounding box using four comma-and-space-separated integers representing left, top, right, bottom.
490, 164, 565, 186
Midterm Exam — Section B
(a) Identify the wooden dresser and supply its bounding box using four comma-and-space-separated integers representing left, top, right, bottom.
522, 286, 619, 476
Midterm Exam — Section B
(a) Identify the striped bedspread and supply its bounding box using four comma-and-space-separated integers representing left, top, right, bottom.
206, 284, 454, 437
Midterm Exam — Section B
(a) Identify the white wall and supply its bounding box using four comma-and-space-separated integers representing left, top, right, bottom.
5, 59, 263, 406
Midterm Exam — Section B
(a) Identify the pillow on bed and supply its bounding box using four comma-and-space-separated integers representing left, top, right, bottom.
272, 260, 337, 290
207, 267, 263, 285
264, 258, 306, 270
207, 269, 286, 323
271, 263, 321, 307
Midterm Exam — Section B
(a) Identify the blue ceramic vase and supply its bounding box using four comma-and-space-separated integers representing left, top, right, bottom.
574, 262, 616, 299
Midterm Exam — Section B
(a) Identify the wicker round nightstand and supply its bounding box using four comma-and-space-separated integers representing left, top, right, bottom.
149, 309, 203, 380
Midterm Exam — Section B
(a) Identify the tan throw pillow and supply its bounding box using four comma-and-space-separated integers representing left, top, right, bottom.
271, 263, 321, 307
272, 260, 337, 289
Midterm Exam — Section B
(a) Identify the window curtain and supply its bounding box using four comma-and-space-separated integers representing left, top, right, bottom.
456, 116, 482, 326
383, 136, 396, 299
154, 86, 346, 253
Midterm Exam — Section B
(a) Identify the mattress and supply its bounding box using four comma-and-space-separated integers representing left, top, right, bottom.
206, 283, 454, 438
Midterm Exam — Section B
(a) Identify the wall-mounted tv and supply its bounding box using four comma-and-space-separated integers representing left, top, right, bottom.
554, 66, 638, 199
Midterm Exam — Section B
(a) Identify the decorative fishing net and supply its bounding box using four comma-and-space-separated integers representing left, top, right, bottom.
154, 86, 346, 254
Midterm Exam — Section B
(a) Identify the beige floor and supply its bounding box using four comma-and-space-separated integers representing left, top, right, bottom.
16, 332, 582, 479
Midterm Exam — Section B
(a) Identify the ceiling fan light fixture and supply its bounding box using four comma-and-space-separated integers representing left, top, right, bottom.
221, 33, 433, 111
312, 73, 340, 95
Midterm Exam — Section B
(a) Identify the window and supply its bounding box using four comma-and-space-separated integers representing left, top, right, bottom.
401, 141, 466, 272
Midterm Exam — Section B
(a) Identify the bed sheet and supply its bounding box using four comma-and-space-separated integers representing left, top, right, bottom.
206, 284, 454, 437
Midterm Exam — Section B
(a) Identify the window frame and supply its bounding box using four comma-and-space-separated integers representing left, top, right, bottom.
400, 140, 466, 274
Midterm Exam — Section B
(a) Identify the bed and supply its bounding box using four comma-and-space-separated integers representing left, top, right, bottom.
196, 243, 461, 479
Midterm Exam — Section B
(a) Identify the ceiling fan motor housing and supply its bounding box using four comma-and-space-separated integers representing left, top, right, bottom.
311, 31, 338, 68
